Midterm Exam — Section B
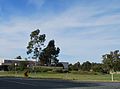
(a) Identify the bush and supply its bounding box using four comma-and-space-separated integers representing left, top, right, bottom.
32, 66, 52, 72
31, 66, 63, 73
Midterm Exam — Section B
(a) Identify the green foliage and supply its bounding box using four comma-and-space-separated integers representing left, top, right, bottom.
15, 56, 22, 59
31, 66, 63, 73
27, 29, 46, 60
68, 62, 80, 71
68, 62, 108, 74
91, 63, 105, 73
68, 64, 73, 71
102, 50, 120, 72
81, 61, 91, 71
39, 40, 60, 65
33, 66, 52, 72
8, 64, 15, 71
18, 61, 28, 71
27, 30, 60, 66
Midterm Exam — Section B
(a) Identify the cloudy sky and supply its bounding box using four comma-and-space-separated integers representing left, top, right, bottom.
0, 0, 120, 63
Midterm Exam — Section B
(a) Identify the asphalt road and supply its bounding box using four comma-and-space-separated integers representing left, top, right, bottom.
0, 77, 120, 89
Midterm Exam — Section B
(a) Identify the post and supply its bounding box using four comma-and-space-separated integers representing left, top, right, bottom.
110, 69, 114, 82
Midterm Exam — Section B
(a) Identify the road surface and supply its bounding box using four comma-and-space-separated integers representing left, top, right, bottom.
0, 77, 120, 89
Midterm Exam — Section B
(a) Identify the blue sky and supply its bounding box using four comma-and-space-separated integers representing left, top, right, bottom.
0, 0, 120, 63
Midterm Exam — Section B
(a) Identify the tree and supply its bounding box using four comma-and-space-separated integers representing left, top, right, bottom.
73, 62, 81, 71
102, 50, 120, 73
68, 64, 73, 71
68, 62, 81, 71
39, 40, 60, 66
91, 62, 104, 73
102, 50, 120, 81
15, 56, 22, 59
81, 61, 91, 71
27, 29, 46, 64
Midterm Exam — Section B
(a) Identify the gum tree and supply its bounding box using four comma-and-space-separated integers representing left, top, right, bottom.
102, 50, 120, 81
39, 40, 60, 66
27, 29, 46, 65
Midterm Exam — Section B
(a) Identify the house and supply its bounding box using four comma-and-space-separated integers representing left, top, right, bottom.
0, 58, 36, 71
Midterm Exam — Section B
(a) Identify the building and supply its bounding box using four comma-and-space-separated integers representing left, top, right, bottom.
59, 62, 69, 70
0, 58, 36, 71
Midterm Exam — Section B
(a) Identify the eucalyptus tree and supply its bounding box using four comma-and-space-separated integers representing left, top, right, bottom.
39, 40, 60, 66
102, 50, 120, 81
102, 50, 120, 72
26, 29, 46, 65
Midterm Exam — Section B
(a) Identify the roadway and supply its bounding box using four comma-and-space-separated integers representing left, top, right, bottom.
0, 77, 120, 89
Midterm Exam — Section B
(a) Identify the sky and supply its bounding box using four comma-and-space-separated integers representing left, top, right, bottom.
0, 0, 120, 64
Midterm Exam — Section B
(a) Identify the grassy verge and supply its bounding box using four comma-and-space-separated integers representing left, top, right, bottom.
0, 71, 120, 82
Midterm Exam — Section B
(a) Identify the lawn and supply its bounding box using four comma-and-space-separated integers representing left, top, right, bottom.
30, 72, 120, 82
0, 71, 120, 82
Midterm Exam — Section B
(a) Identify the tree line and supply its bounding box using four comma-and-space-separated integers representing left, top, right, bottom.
69, 50, 120, 74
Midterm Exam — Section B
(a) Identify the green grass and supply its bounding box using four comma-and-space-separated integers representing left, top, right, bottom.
0, 71, 120, 82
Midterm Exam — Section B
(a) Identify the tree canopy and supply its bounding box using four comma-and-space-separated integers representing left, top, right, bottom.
81, 61, 91, 71
15, 56, 22, 59
102, 50, 120, 72
27, 29, 60, 66
27, 29, 46, 61
39, 40, 60, 66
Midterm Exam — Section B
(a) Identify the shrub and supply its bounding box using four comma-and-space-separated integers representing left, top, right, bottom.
31, 66, 63, 73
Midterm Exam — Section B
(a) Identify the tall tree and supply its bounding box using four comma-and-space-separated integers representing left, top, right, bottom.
39, 40, 60, 66
102, 50, 120, 81
27, 29, 46, 63
102, 50, 120, 73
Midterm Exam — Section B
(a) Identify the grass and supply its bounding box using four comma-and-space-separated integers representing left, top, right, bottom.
0, 71, 120, 82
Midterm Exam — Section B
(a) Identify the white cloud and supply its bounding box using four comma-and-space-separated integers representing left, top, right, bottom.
0, 1, 120, 63
37, 5, 120, 33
